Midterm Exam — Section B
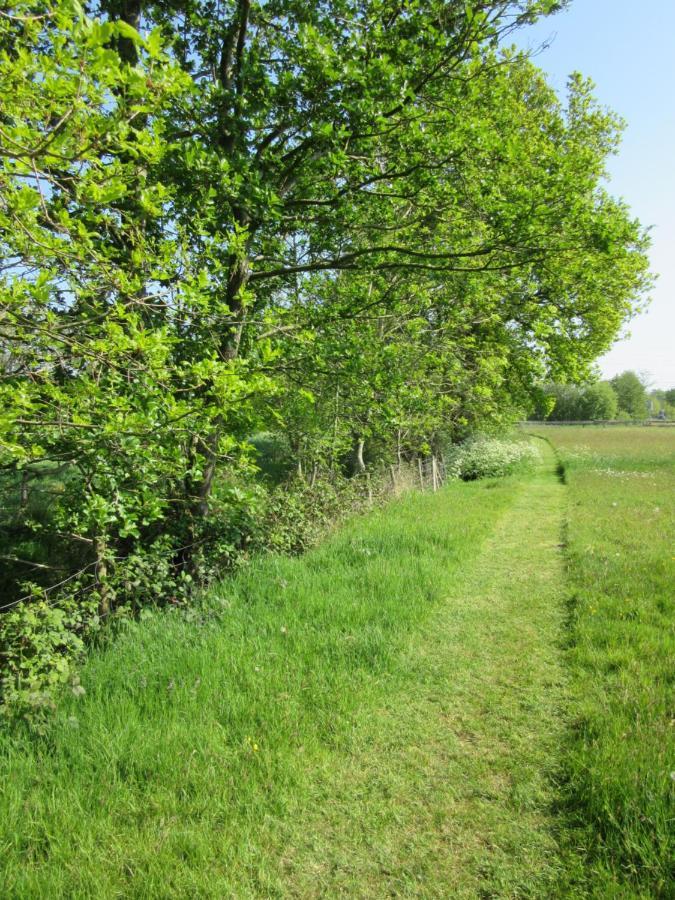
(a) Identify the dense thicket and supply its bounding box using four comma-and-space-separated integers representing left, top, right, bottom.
0, 0, 651, 713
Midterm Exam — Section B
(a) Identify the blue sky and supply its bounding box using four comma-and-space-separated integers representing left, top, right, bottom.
516, 0, 674, 389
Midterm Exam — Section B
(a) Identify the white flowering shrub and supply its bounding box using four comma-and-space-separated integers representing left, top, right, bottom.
446, 438, 540, 481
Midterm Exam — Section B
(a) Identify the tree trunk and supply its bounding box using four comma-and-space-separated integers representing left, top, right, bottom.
193, 244, 252, 518
95, 537, 110, 617
354, 437, 366, 473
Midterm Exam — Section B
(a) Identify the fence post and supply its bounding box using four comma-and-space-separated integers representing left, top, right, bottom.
365, 471, 373, 505
432, 456, 438, 492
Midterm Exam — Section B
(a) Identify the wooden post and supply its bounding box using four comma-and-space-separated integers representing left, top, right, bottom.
365, 471, 373, 505
20, 470, 29, 508
417, 458, 424, 490
389, 464, 397, 492
432, 455, 438, 492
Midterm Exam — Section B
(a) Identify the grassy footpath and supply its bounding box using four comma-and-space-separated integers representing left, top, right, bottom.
534, 427, 674, 897
0, 445, 572, 898
278, 440, 572, 897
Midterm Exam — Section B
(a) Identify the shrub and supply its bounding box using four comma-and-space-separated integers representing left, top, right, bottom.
446, 437, 540, 481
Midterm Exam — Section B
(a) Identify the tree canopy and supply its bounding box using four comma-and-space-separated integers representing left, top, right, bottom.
610, 371, 649, 419
0, 0, 652, 709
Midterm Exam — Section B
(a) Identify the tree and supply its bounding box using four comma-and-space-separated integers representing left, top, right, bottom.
533, 380, 617, 420
610, 371, 649, 419
2, 1, 652, 581
578, 381, 618, 420
542, 384, 583, 421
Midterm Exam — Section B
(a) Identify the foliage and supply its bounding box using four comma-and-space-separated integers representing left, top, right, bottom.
0, 590, 98, 718
577, 380, 618, 420
610, 370, 649, 418
648, 389, 675, 418
534, 383, 585, 420
446, 436, 540, 480
533, 379, 618, 420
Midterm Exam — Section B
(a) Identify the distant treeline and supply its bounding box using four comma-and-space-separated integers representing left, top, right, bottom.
532, 372, 675, 422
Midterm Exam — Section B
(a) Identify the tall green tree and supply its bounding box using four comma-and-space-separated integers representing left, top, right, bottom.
611, 371, 649, 419
578, 382, 618, 420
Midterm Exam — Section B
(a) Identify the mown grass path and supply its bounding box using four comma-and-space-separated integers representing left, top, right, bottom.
1, 444, 576, 898
282, 440, 572, 897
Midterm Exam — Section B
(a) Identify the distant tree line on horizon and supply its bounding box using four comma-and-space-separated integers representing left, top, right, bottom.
532, 371, 675, 421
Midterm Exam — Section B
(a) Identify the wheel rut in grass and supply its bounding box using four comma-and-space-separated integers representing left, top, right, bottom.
282, 441, 570, 898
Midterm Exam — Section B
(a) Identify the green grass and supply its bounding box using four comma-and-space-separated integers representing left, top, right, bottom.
530, 426, 675, 896
1, 430, 673, 897
0, 445, 574, 898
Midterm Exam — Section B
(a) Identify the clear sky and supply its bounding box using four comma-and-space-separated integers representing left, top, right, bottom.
515, 0, 674, 389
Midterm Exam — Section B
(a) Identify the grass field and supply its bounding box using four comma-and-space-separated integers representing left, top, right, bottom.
529, 425, 675, 895
0, 429, 673, 897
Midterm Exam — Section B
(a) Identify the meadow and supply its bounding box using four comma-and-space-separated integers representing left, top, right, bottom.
530, 425, 675, 895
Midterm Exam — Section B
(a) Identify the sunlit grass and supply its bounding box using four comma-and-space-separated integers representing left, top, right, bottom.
1, 477, 524, 897
532, 425, 675, 895
1, 429, 672, 896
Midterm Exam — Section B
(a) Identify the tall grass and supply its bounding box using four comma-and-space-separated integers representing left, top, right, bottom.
0, 477, 516, 897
